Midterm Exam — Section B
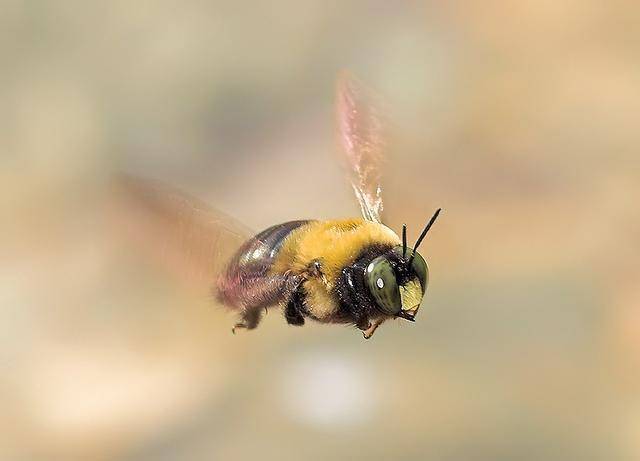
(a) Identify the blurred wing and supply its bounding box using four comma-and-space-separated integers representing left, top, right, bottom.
109, 176, 251, 295
336, 72, 387, 223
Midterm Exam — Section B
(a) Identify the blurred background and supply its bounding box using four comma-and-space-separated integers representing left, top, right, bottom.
2, 1, 640, 459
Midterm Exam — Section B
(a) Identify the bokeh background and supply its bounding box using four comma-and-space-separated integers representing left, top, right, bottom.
3, 1, 640, 459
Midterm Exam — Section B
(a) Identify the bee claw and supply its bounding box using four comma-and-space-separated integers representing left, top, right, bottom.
232, 323, 247, 335
361, 319, 383, 339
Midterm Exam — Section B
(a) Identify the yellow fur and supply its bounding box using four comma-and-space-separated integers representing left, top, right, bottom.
400, 278, 423, 314
271, 219, 400, 319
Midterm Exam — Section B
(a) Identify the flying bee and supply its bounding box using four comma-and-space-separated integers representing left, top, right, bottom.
117, 73, 441, 339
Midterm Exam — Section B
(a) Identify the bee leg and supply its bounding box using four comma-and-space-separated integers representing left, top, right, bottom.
352, 297, 372, 332
308, 259, 322, 276
231, 323, 246, 334
306, 259, 329, 285
355, 317, 372, 333
284, 288, 306, 326
229, 273, 303, 334
362, 318, 385, 339
232, 306, 264, 334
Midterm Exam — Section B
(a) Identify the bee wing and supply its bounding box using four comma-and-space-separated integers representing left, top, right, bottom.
336, 72, 387, 223
110, 176, 252, 294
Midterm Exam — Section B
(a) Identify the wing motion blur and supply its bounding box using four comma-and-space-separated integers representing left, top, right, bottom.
110, 176, 251, 294
336, 72, 387, 223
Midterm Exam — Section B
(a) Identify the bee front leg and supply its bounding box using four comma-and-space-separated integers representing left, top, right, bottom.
348, 297, 372, 333
355, 316, 372, 332
362, 318, 385, 339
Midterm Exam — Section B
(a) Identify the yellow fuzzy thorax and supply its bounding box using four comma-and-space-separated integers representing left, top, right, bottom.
271, 219, 400, 318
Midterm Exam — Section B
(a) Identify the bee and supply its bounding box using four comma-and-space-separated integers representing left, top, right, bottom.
118, 73, 441, 339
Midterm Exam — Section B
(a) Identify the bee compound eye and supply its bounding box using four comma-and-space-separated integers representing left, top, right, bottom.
410, 251, 429, 294
365, 256, 401, 315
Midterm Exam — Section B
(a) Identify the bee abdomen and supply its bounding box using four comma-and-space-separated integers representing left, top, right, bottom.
237, 220, 311, 268
217, 220, 312, 308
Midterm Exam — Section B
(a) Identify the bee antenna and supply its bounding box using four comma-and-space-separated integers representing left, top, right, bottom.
408, 208, 441, 266
402, 223, 407, 259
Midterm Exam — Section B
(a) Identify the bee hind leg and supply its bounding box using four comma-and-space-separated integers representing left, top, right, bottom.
228, 273, 302, 334
232, 306, 264, 334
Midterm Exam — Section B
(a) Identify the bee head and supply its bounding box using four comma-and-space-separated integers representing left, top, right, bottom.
364, 209, 441, 320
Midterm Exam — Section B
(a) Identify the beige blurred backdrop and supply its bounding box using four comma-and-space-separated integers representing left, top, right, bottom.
2, 1, 640, 460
